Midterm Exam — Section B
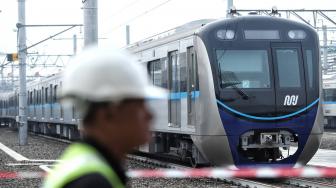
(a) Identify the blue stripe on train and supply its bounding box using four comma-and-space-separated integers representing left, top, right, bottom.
168, 91, 200, 100
216, 98, 319, 121
323, 101, 336, 104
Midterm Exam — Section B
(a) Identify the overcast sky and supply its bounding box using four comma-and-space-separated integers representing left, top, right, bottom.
0, 0, 335, 76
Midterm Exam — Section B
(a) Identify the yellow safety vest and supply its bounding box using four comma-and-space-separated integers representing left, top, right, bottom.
43, 143, 125, 188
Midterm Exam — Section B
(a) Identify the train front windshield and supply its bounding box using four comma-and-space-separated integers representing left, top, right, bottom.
216, 50, 271, 89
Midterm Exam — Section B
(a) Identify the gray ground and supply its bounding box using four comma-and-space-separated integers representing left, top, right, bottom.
0, 127, 68, 188
0, 127, 335, 187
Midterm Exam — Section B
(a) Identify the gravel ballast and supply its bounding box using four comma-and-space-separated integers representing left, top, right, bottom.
0, 127, 336, 187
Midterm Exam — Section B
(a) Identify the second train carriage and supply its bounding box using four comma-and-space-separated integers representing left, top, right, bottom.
323, 75, 336, 129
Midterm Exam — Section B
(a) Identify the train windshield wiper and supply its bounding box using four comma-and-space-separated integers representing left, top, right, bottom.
231, 85, 249, 100
220, 71, 249, 100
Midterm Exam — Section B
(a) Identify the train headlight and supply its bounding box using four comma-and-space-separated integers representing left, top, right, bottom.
288, 30, 306, 39
216, 29, 235, 40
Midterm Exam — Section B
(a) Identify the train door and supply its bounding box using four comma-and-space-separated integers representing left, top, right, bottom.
271, 43, 307, 117
187, 46, 197, 126
168, 50, 181, 127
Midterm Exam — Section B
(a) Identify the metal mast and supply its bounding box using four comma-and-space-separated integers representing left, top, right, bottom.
126, 25, 130, 45
322, 25, 328, 69
83, 0, 98, 47
17, 0, 28, 145
227, 0, 233, 18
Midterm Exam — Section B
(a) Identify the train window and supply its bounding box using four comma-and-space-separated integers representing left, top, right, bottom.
39, 89, 42, 104
45, 87, 49, 103
179, 52, 187, 92
50, 85, 53, 103
324, 89, 336, 101
27, 91, 30, 105
54, 85, 58, 103
276, 49, 301, 87
216, 50, 270, 89
244, 30, 280, 40
27, 91, 29, 105
306, 50, 314, 89
161, 58, 168, 89
169, 51, 180, 92
41, 87, 44, 104
33, 89, 37, 105
148, 59, 162, 87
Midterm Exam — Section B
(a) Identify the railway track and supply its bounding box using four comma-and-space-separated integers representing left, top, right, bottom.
128, 155, 280, 188
285, 178, 336, 188
31, 132, 336, 188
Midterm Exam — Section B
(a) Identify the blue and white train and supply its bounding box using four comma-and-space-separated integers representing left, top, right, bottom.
0, 16, 322, 168
323, 75, 336, 129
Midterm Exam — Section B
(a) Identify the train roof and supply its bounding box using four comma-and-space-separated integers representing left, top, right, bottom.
127, 19, 215, 53
127, 16, 317, 53
197, 15, 317, 40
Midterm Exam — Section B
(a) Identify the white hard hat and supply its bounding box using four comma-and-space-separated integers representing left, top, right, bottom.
61, 45, 166, 103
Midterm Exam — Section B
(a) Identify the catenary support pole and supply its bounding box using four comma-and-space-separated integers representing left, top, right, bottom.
17, 0, 28, 145
322, 25, 328, 69
126, 25, 130, 45
227, 0, 233, 18
83, 0, 98, 47
73, 34, 77, 55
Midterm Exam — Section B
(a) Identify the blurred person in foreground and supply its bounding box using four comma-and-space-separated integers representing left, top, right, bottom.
43, 46, 166, 188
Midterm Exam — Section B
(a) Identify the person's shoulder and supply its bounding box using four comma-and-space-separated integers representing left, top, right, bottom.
63, 173, 113, 188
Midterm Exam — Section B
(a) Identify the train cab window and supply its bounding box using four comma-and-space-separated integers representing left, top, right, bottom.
276, 49, 301, 87
216, 50, 270, 89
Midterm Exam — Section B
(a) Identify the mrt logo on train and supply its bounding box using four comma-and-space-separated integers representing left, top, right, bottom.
283, 95, 299, 106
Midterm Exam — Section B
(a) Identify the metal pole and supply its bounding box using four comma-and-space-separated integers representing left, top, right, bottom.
17, 0, 28, 145
1, 67, 3, 88
323, 25, 328, 69
126, 25, 130, 45
227, 0, 233, 18
73, 34, 77, 55
83, 0, 98, 47
12, 62, 14, 89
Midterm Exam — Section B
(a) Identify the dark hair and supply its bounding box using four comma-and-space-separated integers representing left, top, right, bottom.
82, 101, 110, 126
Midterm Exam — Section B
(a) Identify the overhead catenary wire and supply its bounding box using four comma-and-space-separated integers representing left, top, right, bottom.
101, 0, 174, 37
110, 0, 142, 17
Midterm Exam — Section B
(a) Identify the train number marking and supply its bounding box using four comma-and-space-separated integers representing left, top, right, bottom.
283, 95, 299, 106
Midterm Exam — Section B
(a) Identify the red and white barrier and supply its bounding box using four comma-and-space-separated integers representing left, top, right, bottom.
0, 172, 45, 179
0, 166, 336, 179
127, 167, 336, 178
